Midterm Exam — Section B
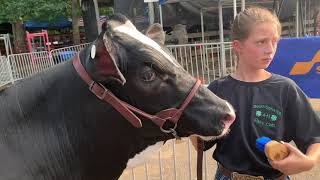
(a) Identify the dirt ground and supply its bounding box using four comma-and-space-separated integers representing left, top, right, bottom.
119, 100, 320, 180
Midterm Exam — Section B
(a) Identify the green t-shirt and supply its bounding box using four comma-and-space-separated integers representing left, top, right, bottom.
205, 74, 320, 178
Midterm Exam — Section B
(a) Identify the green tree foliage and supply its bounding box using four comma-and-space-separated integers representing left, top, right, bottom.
0, 0, 70, 23
0, 0, 72, 53
99, 7, 114, 16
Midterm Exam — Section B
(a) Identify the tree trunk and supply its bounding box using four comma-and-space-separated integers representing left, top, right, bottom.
12, 18, 27, 53
72, 0, 81, 44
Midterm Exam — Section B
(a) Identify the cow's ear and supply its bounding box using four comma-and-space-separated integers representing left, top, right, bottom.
89, 33, 126, 85
145, 23, 165, 45
101, 21, 108, 33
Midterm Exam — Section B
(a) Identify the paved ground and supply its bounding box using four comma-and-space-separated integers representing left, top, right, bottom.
119, 100, 320, 180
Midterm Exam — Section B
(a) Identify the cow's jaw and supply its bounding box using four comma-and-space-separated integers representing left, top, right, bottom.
195, 128, 231, 142
126, 141, 165, 169
193, 101, 235, 142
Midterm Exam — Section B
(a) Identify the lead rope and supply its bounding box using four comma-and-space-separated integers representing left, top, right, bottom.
197, 137, 204, 180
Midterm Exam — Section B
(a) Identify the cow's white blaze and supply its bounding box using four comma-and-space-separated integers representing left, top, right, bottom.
126, 141, 164, 168
114, 21, 181, 67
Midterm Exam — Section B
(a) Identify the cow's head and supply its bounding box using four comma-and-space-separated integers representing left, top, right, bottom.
79, 14, 235, 143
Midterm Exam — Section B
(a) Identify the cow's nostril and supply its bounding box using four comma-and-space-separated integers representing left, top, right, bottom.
223, 101, 236, 124
221, 113, 236, 129
224, 113, 236, 122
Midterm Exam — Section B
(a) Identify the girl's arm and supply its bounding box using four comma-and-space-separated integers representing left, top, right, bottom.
306, 143, 320, 163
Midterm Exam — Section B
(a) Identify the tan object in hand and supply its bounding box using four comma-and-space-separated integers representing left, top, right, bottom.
264, 141, 289, 161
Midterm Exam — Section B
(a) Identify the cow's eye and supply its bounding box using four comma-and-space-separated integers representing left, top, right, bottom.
142, 69, 156, 82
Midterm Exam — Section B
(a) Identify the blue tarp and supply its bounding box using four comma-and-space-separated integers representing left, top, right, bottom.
268, 37, 320, 98
24, 18, 72, 29
59, 51, 76, 61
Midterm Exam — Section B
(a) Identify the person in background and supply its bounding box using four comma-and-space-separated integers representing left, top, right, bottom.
192, 6, 320, 180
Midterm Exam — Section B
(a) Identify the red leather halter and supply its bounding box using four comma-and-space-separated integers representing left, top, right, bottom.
72, 55, 201, 137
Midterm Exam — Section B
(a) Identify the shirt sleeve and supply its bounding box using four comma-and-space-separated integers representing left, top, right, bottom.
286, 81, 320, 153
203, 80, 220, 151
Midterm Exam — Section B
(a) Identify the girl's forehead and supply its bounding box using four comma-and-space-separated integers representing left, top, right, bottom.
248, 22, 280, 39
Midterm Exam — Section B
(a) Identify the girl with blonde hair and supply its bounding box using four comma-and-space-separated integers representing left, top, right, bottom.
202, 6, 320, 180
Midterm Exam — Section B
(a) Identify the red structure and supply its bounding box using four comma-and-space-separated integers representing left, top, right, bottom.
26, 30, 51, 53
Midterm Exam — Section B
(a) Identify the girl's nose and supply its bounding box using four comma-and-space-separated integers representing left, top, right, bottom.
265, 41, 276, 54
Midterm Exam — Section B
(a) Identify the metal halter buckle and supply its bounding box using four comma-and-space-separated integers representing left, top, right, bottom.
89, 81, 109, 100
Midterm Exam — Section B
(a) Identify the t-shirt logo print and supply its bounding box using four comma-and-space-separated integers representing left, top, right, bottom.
253, 104, 282, 128
256, 111, 262, 117
271, 115, 278, 121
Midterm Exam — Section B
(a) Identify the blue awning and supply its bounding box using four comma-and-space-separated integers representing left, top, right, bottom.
24, 18, 72, 29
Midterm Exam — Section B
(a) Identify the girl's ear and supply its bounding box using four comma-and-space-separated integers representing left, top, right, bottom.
232, 40, 242, 54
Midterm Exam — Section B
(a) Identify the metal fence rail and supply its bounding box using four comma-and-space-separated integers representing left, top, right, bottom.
51, 43, 90, 64
8, 51, 54, 81
0, 56, 13, 87
167, 42, 236, 84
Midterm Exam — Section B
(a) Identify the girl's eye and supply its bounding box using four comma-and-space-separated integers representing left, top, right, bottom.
142, 70, 156, 82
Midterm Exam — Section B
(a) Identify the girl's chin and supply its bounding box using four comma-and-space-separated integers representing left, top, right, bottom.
254, 66, 270, 71
260, 62, 272, 68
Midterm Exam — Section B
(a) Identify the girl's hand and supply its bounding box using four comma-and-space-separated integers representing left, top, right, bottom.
269, 142, 317, 175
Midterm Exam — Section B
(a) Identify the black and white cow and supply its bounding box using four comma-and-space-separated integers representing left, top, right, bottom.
0, 14, 235, 180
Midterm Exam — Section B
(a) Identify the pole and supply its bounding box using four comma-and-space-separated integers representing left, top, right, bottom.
218, 0, 227, 76
93, 0, 101, 34
148, 2, 155, 25
81, 0, 101, 42
201, 9, 205, 43
233, 0, 237, 19
159, 4, 163, 26
241, 0, 246, 11
296, 0, 300, 37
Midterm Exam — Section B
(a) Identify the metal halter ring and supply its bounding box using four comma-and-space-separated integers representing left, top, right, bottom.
160, 123, 177, 133
160, 124, 180, 139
